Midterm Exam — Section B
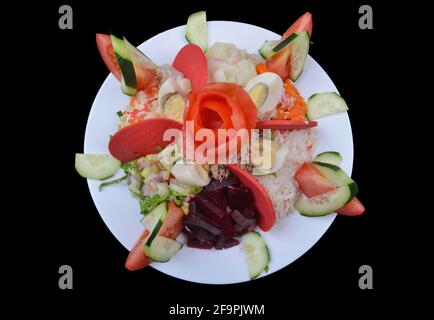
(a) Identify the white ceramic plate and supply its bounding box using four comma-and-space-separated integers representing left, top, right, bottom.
84, 21, 353, 284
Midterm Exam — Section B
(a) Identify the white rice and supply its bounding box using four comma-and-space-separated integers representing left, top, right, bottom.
257, 128, 316, 218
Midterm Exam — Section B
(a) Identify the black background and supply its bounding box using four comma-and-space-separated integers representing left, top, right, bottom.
16, 0, 433, 315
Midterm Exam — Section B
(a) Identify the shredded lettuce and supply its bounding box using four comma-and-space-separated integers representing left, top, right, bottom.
140, 193, 169, 214
170, 190, 185, 206
190, 186, 203, 194
121, 161, 136, 172
99, 174, 128, 191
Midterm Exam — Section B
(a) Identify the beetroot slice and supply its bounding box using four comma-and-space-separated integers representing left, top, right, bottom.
194, 194, 226, 219
204, 174, 239, 192
227, 185, 254, 211
187, 238, 214, 249
184, 172, 260, 249
183, 214, 221, 236
223, 238, 240, 249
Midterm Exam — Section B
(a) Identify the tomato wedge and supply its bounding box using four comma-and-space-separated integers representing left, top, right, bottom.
135, 64, 158, 91
266, 12, 313, 80
294, 163, 335, 196
109, 118, 182, 162
159, 202, 185, 239
282, 12, 313, 38
125, 229, 152, 271
266, 45, 292, 80
228, 164, 276, 231
294, 162, 365, 216
172, 44, 208, 92
255, 120, 317, 130
336, 198, 365, 216
96, 34, 121, 81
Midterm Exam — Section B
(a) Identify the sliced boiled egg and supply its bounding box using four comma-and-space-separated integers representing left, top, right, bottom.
171, 160, 210, 187
244, 72, 283, 115
158, 77, 191, 122
252, 145, 288, 176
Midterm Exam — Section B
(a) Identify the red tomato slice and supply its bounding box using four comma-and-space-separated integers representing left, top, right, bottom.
228, 164, 276, 231
255, 120, 317, 130
336, 197, 365, 216
266, 45, 292, 79
125, 229, 152, 271
135, 65, 158, 91
172, 44, 208, 92
159, 202, 185, 239
96, 34, 121, 81
109, 118, 182, 162
267, 12, 312, 79
294, 162, 335, 196
294, 162, 365, 216
282, 12, 313, 38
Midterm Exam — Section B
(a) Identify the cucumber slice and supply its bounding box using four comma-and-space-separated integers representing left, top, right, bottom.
312, 161, 358, 198
259, 40, 279, 59
307, 92, 349, 120
110, 35, 137, 95
273, 33, 299, 52
123, 37, 157, 71
140, 202, 168, 244
288, 31, 310, 81
241, 231, 270, 280
75, 154, 120, 180
314, 151, 343, 166
295, 185, 353, 217
144, 235, 183, 263
185, 11, 207, 51
258, 33, 298, 59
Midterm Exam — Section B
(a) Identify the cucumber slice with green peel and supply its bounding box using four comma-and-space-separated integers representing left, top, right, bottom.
241, 231, 270, 280
111, 35, 137, 95
185, 11, 207, 51
259, 40, 279, 59
312, 161, 356, 189
140, 202, 168, 244
120, 77, 136, 96
123, 37, 157, 71
295, 186, 354, 217
75, 154, 120, 180
288, 31, 310, 81
144, 235, 183, 263
307, 92, 349, 120
314, 151, 343, 166
258, 33, 298, 59
273, 33, 299, 52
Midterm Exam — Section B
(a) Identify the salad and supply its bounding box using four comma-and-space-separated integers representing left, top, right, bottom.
75, 11, 365, 280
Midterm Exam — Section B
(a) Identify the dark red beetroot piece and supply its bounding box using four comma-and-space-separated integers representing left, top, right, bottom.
183, 172, 258, 249
109, 118, 182, 162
